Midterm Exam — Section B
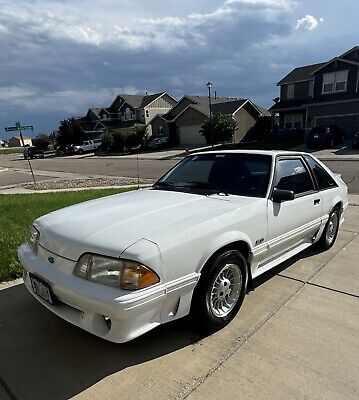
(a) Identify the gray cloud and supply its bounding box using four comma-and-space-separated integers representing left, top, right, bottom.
0, 0, 344, 135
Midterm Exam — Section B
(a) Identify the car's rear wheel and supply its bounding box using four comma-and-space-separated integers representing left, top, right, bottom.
317, 208, 340, 250
190, 249, 248, 331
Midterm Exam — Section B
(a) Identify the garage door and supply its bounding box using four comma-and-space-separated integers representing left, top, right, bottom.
315, 115, 359, 139
179, 125, 206, 146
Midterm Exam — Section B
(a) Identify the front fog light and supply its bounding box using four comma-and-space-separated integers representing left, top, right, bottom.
28, 225, 40, 254
74, 254, 159, 290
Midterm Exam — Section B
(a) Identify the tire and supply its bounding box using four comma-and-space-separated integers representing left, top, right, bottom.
78, 149, 84, 155
317, 208, 340, 251
190, 249, 248, 332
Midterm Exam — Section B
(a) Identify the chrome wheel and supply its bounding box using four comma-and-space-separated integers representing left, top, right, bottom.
209, 263, 242, 318
326, 212, 339, 245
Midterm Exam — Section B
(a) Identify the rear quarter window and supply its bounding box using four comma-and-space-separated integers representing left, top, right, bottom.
304, 155, 338, 190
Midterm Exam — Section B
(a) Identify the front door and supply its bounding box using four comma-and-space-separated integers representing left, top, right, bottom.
263, 156, 323, 265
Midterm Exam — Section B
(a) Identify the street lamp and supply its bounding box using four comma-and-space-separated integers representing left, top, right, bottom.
206, 82, 213, 146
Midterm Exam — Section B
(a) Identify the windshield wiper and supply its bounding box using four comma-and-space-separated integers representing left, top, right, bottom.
180, 181, 229, 196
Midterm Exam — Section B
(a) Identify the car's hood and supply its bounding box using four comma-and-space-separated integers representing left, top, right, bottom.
36, 188, 260, 261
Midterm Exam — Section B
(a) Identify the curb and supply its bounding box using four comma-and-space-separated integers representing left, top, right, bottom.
0, 184, 152, 195
0, 278, 23, 290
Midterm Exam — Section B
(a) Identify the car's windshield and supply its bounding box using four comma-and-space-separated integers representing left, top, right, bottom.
154, 153, 272, 197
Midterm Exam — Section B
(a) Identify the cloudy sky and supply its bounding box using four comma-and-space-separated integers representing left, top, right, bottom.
0, 0, 358, 137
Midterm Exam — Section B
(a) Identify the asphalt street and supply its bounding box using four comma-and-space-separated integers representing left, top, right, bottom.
0, 153, 358, 193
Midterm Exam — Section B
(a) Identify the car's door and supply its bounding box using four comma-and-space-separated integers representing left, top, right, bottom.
264, 156, 323, 263
83, 141, 90, 151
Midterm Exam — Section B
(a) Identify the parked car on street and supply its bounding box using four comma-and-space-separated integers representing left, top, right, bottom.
19, 150, 348, 343
73, 139, 102, 154
306, 125, 345, 149
23, 146, 44, 159
148, 136, 169, 150
352, 131, 359, 149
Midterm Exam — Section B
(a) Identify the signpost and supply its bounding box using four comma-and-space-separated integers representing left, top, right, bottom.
5, 122, 36, 184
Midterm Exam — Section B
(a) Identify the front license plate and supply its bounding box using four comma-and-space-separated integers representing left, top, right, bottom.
314, 134, 319, 139
29, 273, 54, 304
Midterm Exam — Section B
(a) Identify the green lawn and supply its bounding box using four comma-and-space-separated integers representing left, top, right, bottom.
0, 147, 24, 154
0, 188, 131, 282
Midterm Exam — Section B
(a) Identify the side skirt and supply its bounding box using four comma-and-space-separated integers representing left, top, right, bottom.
252, 241, 313, 279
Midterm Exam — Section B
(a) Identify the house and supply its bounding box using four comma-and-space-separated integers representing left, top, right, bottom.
150, 95, 269, 146
8, 135, 32, 147
269, 46, 359, 138
77, 92, 177, 137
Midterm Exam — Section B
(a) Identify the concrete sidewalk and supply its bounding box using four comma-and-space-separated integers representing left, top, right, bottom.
0, 208, 358, 400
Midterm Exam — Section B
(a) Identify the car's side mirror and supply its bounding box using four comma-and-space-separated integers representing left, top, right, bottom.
272, 188, 295, 203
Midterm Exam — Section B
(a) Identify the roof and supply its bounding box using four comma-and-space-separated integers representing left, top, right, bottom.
340, 46, 359, 59
88, 107, 103, 116
269, 98, 313, 112
277, 62, 327, 85
277, 46, 359, 85
310, 57, 359, 75
111, 92, 167, 110
95, 119, 146, 130
10, 134, 31, 140
172, 96, 266, 120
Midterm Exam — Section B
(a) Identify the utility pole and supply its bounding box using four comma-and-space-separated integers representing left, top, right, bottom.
206, 82, 213, 147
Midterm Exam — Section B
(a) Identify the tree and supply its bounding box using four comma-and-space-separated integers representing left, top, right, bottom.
99, 132, 113, 151
200, 114, 238, 145
56, 118, 84, 150
32, 134, 50, 151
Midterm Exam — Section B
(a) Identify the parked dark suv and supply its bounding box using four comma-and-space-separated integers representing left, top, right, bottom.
23, 146, 44, 159
306, 125, 345, 149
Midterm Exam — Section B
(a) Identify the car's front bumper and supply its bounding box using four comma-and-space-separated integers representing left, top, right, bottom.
19, 243, 198, 343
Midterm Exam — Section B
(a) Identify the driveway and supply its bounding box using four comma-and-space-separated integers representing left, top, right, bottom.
1, 205, 358, 400
292, 140, 359, 161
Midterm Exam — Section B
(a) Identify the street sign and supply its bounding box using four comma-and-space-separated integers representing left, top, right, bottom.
5, 125, 33, 132
3, 121, 36, 184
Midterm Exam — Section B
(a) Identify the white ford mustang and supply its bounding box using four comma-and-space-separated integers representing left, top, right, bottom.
19, 150, 348, 343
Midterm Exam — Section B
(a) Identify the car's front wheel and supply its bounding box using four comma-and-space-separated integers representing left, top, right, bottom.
191, 249, 248, 331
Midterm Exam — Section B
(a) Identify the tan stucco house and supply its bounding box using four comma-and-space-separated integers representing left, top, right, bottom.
77, 92, 178, 136
150, 95, 269, 146
8, 135, 32, 147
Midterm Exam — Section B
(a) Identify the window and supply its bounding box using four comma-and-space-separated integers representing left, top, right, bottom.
309, 80, 314, 97
322, 70, 348, 94
145, 110, 150, 118
284, 114, 303, 129
287, 84, 295, 99
303, 155, 338, 190
274, 159, 314, 195
125, 108, 132, 121
157, 153, 272, 198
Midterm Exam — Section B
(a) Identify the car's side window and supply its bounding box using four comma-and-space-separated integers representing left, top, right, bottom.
303, 155, 338, 190
274, 158, 315, 195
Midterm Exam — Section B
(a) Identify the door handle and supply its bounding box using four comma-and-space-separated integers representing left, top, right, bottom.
314, 199, 321, 205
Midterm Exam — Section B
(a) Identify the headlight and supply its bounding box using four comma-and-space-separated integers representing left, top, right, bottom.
74, 254, 160, 290
28, 225, 40, 254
